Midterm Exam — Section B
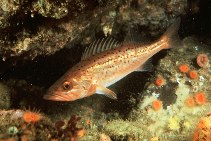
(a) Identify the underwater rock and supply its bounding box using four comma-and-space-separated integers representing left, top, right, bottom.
0, 82, 11, 110
0, 0, 187, 63
4, 79, 45, 109
0, 0, 22, 29
32, 0, 69, 19
0, 109, 56, 140
99, 133, 112, 141
103, 36, 211, 140
115, 0, 186, 36
0, 0, 93, 62
103, 120, 145, 140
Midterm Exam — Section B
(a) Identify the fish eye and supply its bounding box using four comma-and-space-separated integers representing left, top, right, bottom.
62, 81, 72, 90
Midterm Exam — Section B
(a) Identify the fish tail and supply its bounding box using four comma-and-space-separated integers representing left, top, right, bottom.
161, 18, 182, 49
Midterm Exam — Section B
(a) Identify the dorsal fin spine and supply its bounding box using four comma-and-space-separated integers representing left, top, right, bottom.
82, 37, 119, 60
100, 38, 106, 52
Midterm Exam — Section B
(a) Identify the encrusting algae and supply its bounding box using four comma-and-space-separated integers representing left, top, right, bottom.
185, 96, 195, 107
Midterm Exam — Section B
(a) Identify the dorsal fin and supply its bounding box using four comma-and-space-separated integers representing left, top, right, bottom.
82, 37, 119, 60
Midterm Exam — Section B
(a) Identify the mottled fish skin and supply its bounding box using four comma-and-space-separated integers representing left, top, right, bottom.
43, 19, 181, 101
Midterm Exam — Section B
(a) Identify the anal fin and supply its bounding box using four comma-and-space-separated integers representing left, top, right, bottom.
135, 58, 153, 72
96, 85, 117, 99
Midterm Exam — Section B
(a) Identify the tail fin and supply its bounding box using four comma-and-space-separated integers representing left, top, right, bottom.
161, 18, 182, 49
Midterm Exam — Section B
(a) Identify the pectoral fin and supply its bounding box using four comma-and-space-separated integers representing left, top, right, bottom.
96, 85, 117, 99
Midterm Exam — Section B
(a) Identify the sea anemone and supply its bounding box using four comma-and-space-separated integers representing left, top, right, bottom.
189, 70, 198, 79
22, 111, 42, 123
185, 96, 195, 107
154, 76, 165, 87
179, 64, 189, 73
152, 100, 162, 111
196, 54, 209, 68
194, 92, 206, 105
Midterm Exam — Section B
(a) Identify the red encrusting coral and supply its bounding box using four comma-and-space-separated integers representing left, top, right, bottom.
196, 54, 209, 68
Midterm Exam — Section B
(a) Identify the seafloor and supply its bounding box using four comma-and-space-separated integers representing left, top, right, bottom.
0, 0, 210, 141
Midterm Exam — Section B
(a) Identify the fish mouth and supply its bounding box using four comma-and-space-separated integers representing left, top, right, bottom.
43, 92, 71, 101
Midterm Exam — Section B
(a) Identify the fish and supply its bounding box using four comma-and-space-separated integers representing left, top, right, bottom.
43, 18, 181, 101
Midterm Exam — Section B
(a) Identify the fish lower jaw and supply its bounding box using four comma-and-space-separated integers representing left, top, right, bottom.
43, 94, 70, 101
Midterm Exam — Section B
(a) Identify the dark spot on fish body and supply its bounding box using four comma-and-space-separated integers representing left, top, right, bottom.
113, 59, 118, 63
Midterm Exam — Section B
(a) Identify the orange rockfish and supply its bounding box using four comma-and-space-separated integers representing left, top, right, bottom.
43, 18, 181, 101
